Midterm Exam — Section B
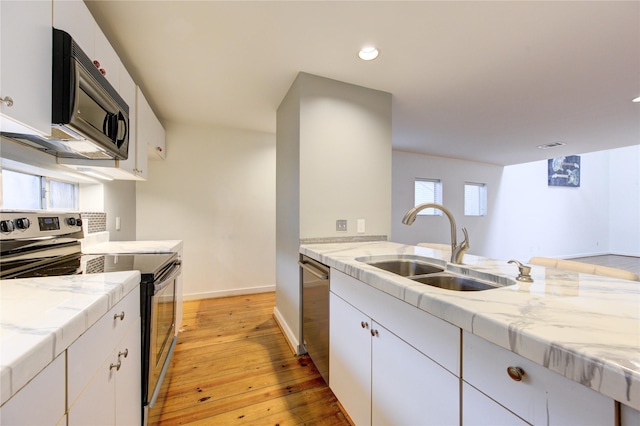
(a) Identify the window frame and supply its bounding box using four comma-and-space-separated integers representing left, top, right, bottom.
414, 177, 443, 216
464, 181, 487, 217
1, 169, 80, 211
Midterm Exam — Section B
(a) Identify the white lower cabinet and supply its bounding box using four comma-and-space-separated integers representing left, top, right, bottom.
462, 331, 615, 425
620, 404, 640, 425
0, 354, 66, 425
329, 269, 460, 426
67, 288, 141, 425
462, 382, 528, 426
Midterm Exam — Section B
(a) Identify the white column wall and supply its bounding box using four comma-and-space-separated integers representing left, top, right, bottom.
608, 145, 640, 256
136, 122, 276, 299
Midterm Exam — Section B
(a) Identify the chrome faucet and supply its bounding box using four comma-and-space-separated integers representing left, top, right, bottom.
402, 203, 469, 264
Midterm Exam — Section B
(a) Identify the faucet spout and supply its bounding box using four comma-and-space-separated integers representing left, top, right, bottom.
401, 203, 469, 264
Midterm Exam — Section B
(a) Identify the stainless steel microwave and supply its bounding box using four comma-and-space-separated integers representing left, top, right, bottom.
1, 29, 129, 160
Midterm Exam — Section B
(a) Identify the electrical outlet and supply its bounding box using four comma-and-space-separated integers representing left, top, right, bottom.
336, 220, 347, 232
357, 219, 365, 233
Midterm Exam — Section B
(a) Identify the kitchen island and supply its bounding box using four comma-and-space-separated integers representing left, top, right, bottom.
301, 241, 639, 424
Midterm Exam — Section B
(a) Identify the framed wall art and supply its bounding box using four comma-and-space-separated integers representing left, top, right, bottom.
548, 155, 580, 187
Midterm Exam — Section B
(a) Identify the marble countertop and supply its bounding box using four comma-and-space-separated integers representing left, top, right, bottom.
300, 241, 640, 410
81, 239, 183, 254
0, 271, 141, 406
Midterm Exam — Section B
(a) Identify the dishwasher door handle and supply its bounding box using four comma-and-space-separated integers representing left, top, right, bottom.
298, 260, 329, 280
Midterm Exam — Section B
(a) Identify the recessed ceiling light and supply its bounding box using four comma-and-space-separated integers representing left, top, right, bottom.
633, 96, 640, 103
358, 47, 379, 61
537, 142, 566, 149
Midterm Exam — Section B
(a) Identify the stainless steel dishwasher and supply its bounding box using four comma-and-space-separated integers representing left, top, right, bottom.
299, 255, 330, 384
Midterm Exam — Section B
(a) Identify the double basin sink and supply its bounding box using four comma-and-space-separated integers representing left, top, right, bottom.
359, 255, 509, 292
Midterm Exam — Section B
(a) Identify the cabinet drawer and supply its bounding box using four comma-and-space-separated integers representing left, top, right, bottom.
462, 331, 614, 425
331, 269, 460, 375
67, 288, 140, 405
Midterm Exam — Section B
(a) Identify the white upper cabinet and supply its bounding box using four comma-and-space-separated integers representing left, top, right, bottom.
0, 0, 52, 136
138, 87, 165, 166
53, 0, 119, 88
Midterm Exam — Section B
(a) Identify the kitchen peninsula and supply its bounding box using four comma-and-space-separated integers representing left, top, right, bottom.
301, 241, 639, 425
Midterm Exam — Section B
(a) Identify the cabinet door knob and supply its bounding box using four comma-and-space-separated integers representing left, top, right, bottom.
360, 321, 369, 329
370, 329, 379, 337
110, 360, 121, 371
1, 96, 13, 107
507, 366, 525, 381
114, 311, 125, 321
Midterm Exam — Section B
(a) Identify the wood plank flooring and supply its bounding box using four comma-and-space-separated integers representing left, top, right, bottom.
148, 292, 351, 426
569, 254, 640, 277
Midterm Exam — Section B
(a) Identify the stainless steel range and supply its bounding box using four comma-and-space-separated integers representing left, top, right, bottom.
0, 211, 181, 425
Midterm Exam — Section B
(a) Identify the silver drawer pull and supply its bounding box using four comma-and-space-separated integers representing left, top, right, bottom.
114, 311, 125, 321
360, 321, 369, 329
370, 329, 379, 337
118, 349, 129, 359
507, 366, 525, 381
110, 361, 121, 371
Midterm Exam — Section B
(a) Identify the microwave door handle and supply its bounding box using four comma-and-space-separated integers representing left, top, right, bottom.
117, 112, 127, 145
103, 113, 118, 142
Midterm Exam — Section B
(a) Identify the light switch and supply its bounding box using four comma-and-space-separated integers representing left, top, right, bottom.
357, 219, 365, 233
115, 217, 121, 231
336, 220, 347, 232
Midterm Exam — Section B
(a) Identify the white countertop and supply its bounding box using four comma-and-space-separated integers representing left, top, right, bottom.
0, 271, 141, 406
300, 241, 640, 410
82, 239, 183, 254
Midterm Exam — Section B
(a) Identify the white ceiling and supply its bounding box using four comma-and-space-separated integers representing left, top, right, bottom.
85, 0, 640, 166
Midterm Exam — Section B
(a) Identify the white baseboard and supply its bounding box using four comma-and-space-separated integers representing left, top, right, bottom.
182, 284, 275, 302
273, 306, 303, 355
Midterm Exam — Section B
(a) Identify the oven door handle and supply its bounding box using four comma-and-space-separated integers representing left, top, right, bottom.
154, 261, 182, 292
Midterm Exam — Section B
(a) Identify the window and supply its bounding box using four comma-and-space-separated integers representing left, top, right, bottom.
414, 178, 443, 216
1, 169, 79, 210
464, 182, 487, 216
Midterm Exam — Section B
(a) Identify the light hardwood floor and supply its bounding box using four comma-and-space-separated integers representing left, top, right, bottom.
148, 292, 350, 425
569, 254, 640, 277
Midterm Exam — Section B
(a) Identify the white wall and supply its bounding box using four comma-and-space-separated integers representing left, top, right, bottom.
391, 150, 504, 255
136, 122, 276, 299
103, 180, 136, 241
392, 146, 640, 262
608, 145, 640, 256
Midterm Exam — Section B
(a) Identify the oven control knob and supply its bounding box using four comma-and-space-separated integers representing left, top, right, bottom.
75, 218, 83, 227
66, 218, 76, 226
0, 220, 15, 233
15, 218, 30, 230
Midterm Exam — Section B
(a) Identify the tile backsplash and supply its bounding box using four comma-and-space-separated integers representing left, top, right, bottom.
80, 212, 107, 234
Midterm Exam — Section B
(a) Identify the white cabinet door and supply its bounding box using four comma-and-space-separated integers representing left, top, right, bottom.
138, 86, 165, 163
372, 321, 460, 426
53, 0, 94, 54
0, 354, 66, 426
329, 292, 372, 426
68, 354, 116, 426
330, 273, 460, 426
115, 317, 142, 425
0, 0, 51, 136
67, 289, 141, 425
462, 382, 529, 426
621, 404, 640, 426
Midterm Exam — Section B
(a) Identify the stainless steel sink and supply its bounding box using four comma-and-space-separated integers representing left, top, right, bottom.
410, 274, 504, 291
366, 259, 444, 277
